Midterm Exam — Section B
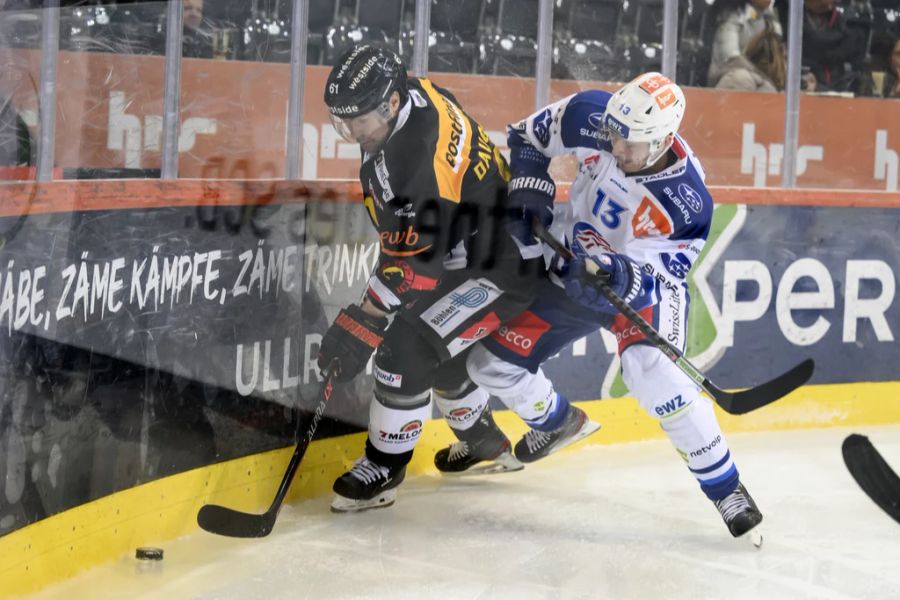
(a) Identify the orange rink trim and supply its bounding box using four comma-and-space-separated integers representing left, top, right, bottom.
0, 180, 899, 218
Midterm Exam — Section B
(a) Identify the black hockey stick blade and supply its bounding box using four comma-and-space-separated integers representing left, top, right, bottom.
197, 502, 278, 538
707, 358, 815, 415
197, 367, 337, 538
530, 220, 814, 415
842, 434, 900, 525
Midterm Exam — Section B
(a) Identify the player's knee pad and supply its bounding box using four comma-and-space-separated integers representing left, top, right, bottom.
373, 319, 440, 408
620, 344, 700, 420
466, 345, 557, 424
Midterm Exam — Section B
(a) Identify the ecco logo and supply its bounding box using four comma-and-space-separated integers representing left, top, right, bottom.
616, 325, 641, 342
498, 325, 533, 350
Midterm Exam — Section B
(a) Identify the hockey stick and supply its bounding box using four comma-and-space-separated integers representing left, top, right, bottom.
841, 434, 900, 525
197, 365, 337, 537
532, 222, 814, 415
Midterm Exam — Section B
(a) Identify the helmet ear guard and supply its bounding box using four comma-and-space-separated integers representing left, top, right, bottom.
604, 72, 686, 169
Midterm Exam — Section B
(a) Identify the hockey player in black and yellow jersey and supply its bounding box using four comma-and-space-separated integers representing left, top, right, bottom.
319, 45, 545, 512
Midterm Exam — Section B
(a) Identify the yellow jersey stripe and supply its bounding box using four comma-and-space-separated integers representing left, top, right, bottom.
419, 79, 471, 203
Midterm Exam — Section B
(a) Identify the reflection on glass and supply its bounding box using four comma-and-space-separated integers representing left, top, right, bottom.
0, 3, 41, 181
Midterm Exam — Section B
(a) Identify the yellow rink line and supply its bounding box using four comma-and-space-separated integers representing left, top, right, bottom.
3, 381, 899, 597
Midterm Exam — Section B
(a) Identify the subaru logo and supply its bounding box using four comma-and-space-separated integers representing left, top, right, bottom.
677, 183, 703, 213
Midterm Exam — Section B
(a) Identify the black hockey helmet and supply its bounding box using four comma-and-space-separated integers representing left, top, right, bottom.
324, 45, 408, 118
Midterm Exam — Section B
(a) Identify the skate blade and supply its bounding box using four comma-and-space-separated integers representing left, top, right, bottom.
442, 452, 525, 477
330, 489, 397, 513
555, 420, 602, 454
746, 527, 763, 549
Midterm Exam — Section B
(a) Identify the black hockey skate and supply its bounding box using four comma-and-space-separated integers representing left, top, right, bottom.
714, 482, 763, 547
331, 457, 406, 513
435, 406, 524, 475
514, 405, 601, 463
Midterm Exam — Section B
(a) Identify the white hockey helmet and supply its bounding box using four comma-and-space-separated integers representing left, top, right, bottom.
603, 72, 686, 170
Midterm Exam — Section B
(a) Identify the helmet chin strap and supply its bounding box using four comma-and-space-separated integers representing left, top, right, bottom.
642, 135, 675, 170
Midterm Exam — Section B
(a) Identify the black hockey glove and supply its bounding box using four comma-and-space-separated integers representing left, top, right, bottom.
556, 252, 654, 314
505, 176, 555, 250
317, 304, 388, 382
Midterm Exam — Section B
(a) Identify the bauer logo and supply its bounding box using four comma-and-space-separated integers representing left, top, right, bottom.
374, 366, 402, 388
446, 310, 501, 356
532, 109, 552, 146
677, 183, 703, 213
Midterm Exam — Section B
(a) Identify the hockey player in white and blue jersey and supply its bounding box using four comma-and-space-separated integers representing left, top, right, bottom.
463, 73, 763, 541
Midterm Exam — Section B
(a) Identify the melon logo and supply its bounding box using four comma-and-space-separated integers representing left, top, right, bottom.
400, 420, 423, 433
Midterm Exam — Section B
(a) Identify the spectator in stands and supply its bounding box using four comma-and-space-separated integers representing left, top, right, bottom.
178, 0, 237, 59
797, 0, 868, 93
707, 0, 783, 87
181, 0, 216, 58
858, 33, 900, 98
716, 19, 787, 91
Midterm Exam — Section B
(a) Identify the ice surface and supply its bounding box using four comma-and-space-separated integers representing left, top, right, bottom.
32, 426, 900, 600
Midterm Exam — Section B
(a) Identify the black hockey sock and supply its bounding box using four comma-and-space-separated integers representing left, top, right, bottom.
365, 439, 413, 470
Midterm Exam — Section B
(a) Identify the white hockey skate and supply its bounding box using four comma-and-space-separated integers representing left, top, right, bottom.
514, 405, 601, 463
330, 457, 406, 513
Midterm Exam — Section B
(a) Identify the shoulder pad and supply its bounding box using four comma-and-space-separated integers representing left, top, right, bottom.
558, 90, 613, 149
638, 160, 713, 242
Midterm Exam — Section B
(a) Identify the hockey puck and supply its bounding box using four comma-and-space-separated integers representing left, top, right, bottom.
135, 547, 164, 561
